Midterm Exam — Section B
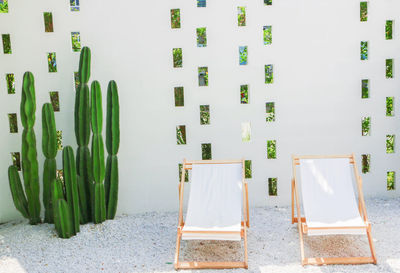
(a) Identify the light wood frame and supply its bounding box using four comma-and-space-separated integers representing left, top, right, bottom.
291, 154, 377, 266
174, 159, 249, 270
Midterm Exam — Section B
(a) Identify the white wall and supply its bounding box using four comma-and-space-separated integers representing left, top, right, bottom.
0, 0, 399, 223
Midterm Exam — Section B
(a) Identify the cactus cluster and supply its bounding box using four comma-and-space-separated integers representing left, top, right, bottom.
8, 47, 120, 238
75, 47, 120, 224
8, 72, 41, 225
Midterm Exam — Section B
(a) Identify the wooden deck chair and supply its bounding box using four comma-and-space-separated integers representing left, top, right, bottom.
291, 154, 377, 266
174, 159, 250, 270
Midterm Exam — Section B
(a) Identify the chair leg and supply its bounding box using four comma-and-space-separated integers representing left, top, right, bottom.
298, 224, 306, 265
291, 179, 295, 224
243, 226, 249, 268
245, 183, 250, 228
366, 226, 377, 264
293, 180, 306, 264
174, 230, 182, 270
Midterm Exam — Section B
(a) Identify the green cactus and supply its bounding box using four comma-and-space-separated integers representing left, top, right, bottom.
105, 81, 120, 219
105, 155, 118, 219
42, 103, 57, 223
75, 84, 91, 146
78, 47, 91, 84
77, 146, 91, 224
52, 178, 64, 235
106, 81, 120, 156
75, 83, 92, 224
54, 199, 74, 239
19, 71, 41, 225
20, 72, 36, 129
42, 103, 57, 158
43, 158, 56, 223
51, 178, 74, 238
63, 146, 80, 234
73, 47, 120, 223
91, 81, 105, 183
52, 178, 64, 204
93, 183, 106, 223
91, 81, 103, 135
90, 80, 106, 223
8, 166, 29, 218
92, 134, 105, 183
75, 47, 92, 224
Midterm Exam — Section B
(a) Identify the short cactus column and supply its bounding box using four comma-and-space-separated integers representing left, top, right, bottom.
52, 178, 73, 238
8, 165, 29, 219
63, 146, 80, 234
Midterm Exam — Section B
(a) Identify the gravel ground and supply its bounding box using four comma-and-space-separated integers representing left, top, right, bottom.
0, 198, 399, 273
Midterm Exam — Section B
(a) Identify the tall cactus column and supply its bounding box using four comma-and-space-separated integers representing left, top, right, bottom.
91, 81, 106, 224
20, 71, 41, 224
105, 81, 120, 219
42, 103, 57, 223
8, 72, 41, 224
75, 47, 92, 223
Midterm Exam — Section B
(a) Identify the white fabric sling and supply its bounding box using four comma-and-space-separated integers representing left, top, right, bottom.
182, 163, 243, 241
299, 158, 366, 236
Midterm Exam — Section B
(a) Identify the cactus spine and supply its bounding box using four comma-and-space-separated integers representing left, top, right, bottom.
105, 81, 120, 219
91, 80, 106, 223
75, 46, 92, 223
42, 103, 57, 223
63, 146, 80, 234
52, 178, 73, 238
9, 71, 41, 224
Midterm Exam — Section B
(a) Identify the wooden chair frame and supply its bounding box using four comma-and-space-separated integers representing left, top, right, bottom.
291, 154, 377, 265
174, 159, 250, 270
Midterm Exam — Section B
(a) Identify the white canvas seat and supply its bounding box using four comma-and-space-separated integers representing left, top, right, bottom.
291, 154, 377, 265
182, 163, 242, 241
299, 158, 366, 236
175, 159, 249, 269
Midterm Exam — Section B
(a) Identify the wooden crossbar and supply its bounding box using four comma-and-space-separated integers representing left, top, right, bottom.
183, 160, 243, 170
303, 257, 375, 266
176, 261, 247, 269
181, 230, 241, 235
293, 155, 355, 165
291, 154, 377, 266
174, 158, 249, 270
307, 226, 367, 231
293, 154, 353, 160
